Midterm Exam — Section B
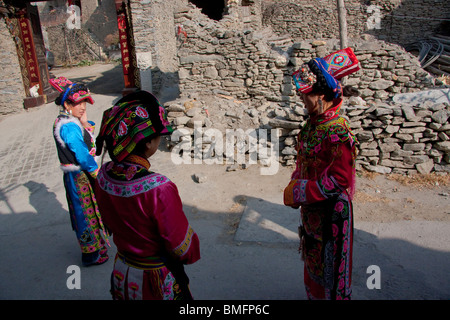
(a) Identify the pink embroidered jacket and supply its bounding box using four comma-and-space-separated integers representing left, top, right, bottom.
94, 157, 200, 264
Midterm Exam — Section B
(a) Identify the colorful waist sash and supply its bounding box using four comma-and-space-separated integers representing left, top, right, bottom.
116, 252, 165, 270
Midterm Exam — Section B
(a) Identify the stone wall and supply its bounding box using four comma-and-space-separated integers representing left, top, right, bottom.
131, 0, 448, 99
348, 100, 450, 175
129, 0, 184, 96
162, 88, 450, 176
262, 0, 449, 47
262, 0, 365, 41
129, 0, 265, 97
0, 18, 26, 117
175, 12, 437, 104
274, 98, 450, 175
174, 4, 297, 101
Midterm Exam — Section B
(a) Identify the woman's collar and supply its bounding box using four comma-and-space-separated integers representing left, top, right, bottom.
310, 98, 343, 124
123, 154, 151, 171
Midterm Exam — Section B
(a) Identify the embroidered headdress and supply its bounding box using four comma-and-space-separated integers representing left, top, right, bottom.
49, 76, 94, 105
293, 47, 360, 99
95, 90, 173, 163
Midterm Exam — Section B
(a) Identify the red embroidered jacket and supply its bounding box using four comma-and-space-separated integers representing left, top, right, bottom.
284, 99, 358, 206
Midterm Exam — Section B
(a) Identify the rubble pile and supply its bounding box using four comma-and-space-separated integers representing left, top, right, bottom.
164, 92, 450, 175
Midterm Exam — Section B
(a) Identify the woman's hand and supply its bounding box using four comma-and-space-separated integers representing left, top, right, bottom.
80, 110, 90, 128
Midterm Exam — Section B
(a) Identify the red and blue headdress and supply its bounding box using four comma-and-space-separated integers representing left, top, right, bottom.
293, 47, 360, 98
96, 90, 173, 163
49, 76, 94, 105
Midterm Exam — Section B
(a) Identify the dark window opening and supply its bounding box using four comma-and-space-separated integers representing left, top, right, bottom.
242, 0, 253, 6
189, 0, 225, 21
436, 21, 450, 37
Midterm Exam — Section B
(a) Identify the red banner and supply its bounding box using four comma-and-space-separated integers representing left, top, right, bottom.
18, 15, 39, 84
117, 14, 130, 76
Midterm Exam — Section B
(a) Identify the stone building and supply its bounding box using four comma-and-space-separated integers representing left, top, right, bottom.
2, 0, 449, 117
0, 0, 123, 116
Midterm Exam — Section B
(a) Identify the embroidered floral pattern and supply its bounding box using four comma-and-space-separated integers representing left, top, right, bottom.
97, 168, 169, 198
118, 120, 128, 137
112, 270, 125, 299
163, 273, 176, 300
302, 194, 353, 300
75, 171, 109, 253
159, 105, 171, 127
96, 92, 173, 162
125, 166, 137, 180
111, 258, 188, 300
128, 282, 140, 299
293, 179, 307, 203
299, 115, 356, 158
136, 106, 149, 118
317, 174, 342, 199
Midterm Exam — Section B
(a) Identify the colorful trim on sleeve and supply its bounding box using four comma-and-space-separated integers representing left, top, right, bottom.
284, 179, 308, 206
172, 225, 195, 258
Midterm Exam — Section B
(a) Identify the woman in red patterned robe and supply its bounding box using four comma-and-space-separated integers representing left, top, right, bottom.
284, 49, 360, 299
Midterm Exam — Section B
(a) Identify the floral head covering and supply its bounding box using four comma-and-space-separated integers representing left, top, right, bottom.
96, 90, 173, 163
49, 76, 94, 105
293, 47, 360, 98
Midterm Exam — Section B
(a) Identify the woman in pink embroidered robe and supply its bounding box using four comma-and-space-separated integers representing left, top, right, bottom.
95, 156, 200, 300
94, 90, 200, 300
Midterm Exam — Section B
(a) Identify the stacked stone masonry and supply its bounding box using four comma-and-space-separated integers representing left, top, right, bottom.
2, 0, 449, 175
163, 91, 450, 176
175, 7, 436, 103
346, 101, 450, 175
262, 0, 449, 47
